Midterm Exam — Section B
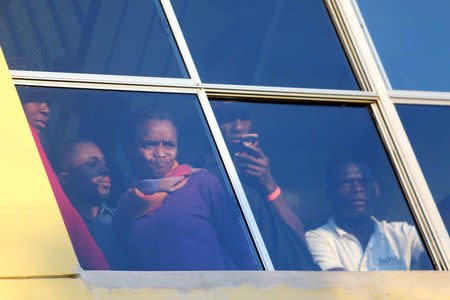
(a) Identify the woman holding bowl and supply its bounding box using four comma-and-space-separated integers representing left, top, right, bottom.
115, 111, 258, 271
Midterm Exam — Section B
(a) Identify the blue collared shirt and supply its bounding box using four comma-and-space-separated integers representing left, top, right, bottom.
84, 202, 129, 270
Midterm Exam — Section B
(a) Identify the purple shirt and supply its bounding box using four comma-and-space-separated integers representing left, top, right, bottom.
116, 171, 259, 270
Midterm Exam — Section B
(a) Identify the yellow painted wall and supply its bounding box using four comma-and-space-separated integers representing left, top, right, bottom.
0, 46, 80, 277
0, 279, 92, 300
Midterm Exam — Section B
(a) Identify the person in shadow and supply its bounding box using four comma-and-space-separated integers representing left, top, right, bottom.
306, 159, 431, 271
54, 140, 128, 269
213, 102, 317, 270
18, 87, 108, 269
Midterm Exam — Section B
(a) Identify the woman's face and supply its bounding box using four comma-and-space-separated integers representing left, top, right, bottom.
136, 119, 178, 178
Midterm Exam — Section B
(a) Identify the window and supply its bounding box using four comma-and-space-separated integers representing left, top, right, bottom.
172, 0, 358, 89
0, 0, 187, 77
17, 86, 261, 270
211, 99, 433, 271
397, 104, 450, 236
357, 0, 450, 91
3, 0, 448, 273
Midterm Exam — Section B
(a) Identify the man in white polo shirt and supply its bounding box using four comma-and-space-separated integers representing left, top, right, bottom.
305, 160, 429, 271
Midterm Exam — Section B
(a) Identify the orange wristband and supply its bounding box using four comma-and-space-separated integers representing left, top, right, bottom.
267, 186, 281, 201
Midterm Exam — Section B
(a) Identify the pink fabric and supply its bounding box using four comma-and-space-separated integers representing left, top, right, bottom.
170, 164, 196, 177
30, 126, 109, 270
120, 163, 201, 218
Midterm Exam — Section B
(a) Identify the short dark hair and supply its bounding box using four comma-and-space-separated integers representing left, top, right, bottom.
135, 110, 175, 129
17, 86, 52, 105
127, 110, 177, 145
52, 139, 96, 173
326, 159, 373, 185
211, 101, 251, 125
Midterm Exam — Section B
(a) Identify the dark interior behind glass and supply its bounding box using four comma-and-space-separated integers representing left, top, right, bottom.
17, 86, 261, 271
172, 0, 358, 89
0, 0, 187, 77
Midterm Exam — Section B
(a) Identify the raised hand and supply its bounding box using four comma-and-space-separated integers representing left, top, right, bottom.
118, 188, 165, 218
234, 143, 278, 195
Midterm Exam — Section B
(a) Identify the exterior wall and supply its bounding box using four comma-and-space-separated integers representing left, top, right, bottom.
1, 1, 450, 298
0, 47, 80, 277
0, 279, 92, 300
1, 272, 450, 299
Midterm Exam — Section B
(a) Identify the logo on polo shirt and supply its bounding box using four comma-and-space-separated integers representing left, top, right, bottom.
379, 256, 401, 266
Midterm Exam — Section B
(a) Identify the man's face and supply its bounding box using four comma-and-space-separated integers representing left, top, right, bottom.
66, 142, 111, 205
22, 101, 50, 135
334, 162, 375, 218
220, 118, 252, 144
136, 119, 178, 179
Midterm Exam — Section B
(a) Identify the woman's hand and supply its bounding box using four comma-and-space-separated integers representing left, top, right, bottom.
234, 143, 278, 195
234, 143, 306, 241
118, 188, 165, 218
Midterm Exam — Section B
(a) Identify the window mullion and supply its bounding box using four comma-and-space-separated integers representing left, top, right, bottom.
196, 89, 275, 270
334, 0, 450, 269
160, 0, 202, 84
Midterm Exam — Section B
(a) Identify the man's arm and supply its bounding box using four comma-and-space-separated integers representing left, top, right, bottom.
269, 192, 306, 242
235, 143, 305, 240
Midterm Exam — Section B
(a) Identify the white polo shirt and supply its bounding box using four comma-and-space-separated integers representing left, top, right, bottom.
305, 217, 424, 271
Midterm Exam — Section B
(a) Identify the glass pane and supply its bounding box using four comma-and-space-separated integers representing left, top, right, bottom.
397, 104, 450, 236
17, 86, 260, 270
1, 1, 187, 77
172, 0, 358, 89
357, 0, 450, 91
210, 99, 433, 271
